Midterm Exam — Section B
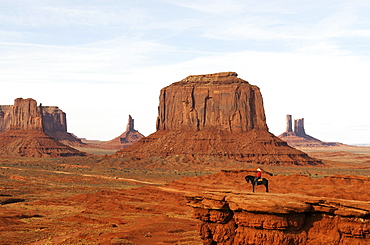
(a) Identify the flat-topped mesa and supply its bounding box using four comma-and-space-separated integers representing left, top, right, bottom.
0, 98, 86, 157
176, 72, 246, 85
10, 98, 44, 131
156, 72, 267, 132
0, 100, 84, 146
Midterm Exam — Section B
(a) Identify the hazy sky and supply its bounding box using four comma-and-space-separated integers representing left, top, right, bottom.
1, 0, 370, 144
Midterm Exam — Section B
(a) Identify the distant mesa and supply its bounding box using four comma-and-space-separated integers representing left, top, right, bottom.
278, 114, 343, 147
0, 98, 86, 158
110, 72, 322, 167
89, 115, 144, 150
0, 99, 85, 147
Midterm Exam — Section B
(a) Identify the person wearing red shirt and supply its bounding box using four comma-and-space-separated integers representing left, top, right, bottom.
255, 168, 262, 183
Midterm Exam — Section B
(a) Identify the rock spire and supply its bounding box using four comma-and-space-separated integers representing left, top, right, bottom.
279, 114, 341, 147
286, 114, 293, 132
126, 115, 134, 132
294, 118, 306, 136
98, 115, 144, 150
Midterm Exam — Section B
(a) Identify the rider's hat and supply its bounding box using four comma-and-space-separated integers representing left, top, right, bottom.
257, 168, 261, 171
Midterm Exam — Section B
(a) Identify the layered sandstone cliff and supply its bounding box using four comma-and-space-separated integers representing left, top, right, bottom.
188, 191, 370, 245
111, 72, 322, 167
0, 105, 13, 131
0, 98, 86, 158
0, 101, 84, 146
156, 72, 267, 132
9, 98, 44, 131
164, 170, 370, 245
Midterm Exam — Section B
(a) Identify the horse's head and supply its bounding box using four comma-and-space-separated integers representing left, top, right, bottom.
245, 175, 252, 183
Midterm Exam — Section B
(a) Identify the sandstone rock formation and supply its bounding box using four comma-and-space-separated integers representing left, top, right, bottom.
0, 101, 85, 147
188, 191, 370, 245
163, 170, 370, 245
279, 115, 342, 147
285, 114, 293, 132
156, 72, 267, 132
9, 98, 44, 131
0, 98, 86, 158
42, 106, 85, 146
110, 72, 322, 167
96, 115, 144, 150
0, 105, 12, 131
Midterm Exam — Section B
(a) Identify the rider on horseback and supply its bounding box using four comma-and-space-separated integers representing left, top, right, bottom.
255, 167, 273, 183
255, 168, 262, 183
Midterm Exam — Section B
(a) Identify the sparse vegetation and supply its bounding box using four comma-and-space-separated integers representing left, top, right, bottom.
1, 145, 370, 244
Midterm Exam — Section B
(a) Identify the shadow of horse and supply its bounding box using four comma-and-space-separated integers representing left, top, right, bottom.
245, 175, 269, 193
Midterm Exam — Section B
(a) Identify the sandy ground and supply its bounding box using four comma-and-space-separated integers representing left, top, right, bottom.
1, 145, 370, 244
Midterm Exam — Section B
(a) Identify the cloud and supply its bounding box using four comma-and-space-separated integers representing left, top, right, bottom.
1, 0, 370, 144
162, 0, 245, 14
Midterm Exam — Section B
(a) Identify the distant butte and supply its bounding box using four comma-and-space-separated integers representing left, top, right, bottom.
0, 98, 86, 158
95, 115, 144, 150
278, 114, 343, 147
110, 72, 322, 167
0, 100, 85, 147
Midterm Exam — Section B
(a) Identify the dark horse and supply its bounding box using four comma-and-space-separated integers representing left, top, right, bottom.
245, 175, 269, 193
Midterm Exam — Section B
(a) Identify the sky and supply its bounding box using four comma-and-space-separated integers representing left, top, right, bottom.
1, 0, 370, 145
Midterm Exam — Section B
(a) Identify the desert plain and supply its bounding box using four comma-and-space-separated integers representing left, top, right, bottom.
1, 144, 370, 245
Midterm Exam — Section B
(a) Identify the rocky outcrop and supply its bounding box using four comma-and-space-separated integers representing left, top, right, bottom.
9, 98, 44, 131
286, 114, 293, 132
0, 105, 12, 131
156, 72, 267, 132
279, 115, 342, 147
110, 72, 322, 167
164, 170, 370, 245
96, 115, 145, 150
42, 106, 85, 146
42, 106, 67, 132
0, 101, 84, 146
294, 118, 306, 136
0, 98, 86, 158
188, 192, 370, 245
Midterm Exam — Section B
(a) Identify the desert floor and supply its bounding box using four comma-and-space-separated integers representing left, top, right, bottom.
1, 145, 370, 244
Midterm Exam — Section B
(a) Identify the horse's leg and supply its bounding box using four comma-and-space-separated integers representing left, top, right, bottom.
252, 184, 255, 193
265, 183, 269, 193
